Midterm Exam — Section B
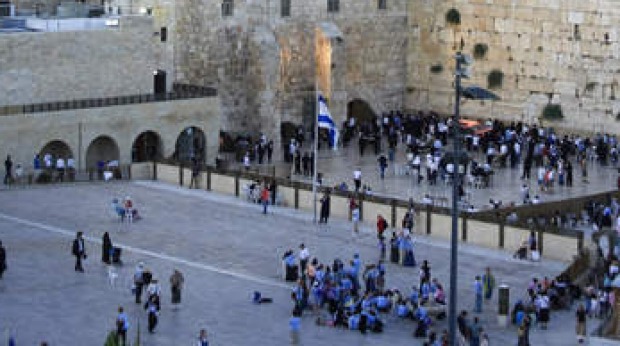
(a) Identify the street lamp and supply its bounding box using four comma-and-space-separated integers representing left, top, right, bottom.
448, 52, 498, 346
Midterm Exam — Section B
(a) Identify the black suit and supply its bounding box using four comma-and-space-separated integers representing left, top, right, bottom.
72, 237, 86, 272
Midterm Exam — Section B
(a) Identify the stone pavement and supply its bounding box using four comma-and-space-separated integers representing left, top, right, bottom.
268, 142, 620, 209
0, 181, 601, 345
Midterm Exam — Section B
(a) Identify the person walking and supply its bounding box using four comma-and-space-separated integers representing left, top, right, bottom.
319, 192, 330, 223
517, 314, 531, 346
4, 155, 12, 186
145, 295, 159, 333
196, 329, 209, 346
190, 157, 200, 189
72, 231, 86, 272
133, 262, 145, 304
576, 303, 587, 343
298, 244, 309, 279
352, 203, 360, 236
170, 269, 184, 310
474, 275, 483, 313
0, 240, 6, 279
482, 267, 495, 300
102, 232, 113, 265
116, 306, 129, 346
260, 184, 270, 215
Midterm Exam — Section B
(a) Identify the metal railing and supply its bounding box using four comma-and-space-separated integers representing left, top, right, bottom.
0, 83, 217, 116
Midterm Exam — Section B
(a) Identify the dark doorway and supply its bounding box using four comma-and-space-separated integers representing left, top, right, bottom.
174, 126, 206, 164
154, 70, 166, 95
86, 136, 120, 168
132, 131, 162, 162
347, 99, 376, 125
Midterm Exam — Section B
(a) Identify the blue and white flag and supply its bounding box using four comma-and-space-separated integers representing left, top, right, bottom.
318, 94, 339, 149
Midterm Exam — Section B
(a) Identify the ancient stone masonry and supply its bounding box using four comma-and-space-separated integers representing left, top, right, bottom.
408, 0, 620, 134
174, 0, 409, 144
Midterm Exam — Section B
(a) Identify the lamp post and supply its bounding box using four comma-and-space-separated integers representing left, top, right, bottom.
448, 52, 466, 346
448, 53, 499, 346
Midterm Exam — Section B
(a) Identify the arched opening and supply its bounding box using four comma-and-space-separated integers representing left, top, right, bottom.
174, 126, 206, 164
132, 131, 162, 162
347, 99, 376, 125
39, 140, 73, 160
86, 135, 120, 169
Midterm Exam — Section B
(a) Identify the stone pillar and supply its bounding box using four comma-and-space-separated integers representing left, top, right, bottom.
498, 285, 510, 327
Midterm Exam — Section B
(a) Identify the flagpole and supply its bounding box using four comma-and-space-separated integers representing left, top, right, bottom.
312, 80, 319, 224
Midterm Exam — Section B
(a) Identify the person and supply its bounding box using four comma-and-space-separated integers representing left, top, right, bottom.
352, 203, 360, 236
170, 269, 184, 309
72, 231, 86, 272
56, 157, 65, 182
289, 306, 302, 345
517, 314, 531, 346
377, 154, 388, 179
576, 303, 586, 343
536, 291, 550, 329
376, 214, 388, 240
243, 151, 251, 171
319, 192, 331, 223
145, 295, 159, 333
102, 232, 113, 265
196, 329, 209, 346
133, 262, 145, 304
474, 275, 483, 313
116, 306, 129, 346
190, 156, 200, 189
4, 155, 12, 185
482, 267, 495, 300
0, 240, 6, 279
260, 184, 270, 214
299, 243, 309, 279
353, 168, 362, 192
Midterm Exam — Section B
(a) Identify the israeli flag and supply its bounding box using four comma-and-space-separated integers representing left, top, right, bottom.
318, 94, 339, 149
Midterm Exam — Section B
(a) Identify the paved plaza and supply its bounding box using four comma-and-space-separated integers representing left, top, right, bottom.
281, 142, 620, 208
0, 181, 601, 345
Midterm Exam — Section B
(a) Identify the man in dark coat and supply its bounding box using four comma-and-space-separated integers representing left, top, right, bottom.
319, 192, 331, 223
0, 240, 6, 279
102, 232, 112, 264
72, 231, 86, 272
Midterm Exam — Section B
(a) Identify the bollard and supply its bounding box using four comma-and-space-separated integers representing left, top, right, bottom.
498, 285, 510, 327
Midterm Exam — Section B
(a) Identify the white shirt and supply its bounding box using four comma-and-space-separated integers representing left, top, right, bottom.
67, 158, 75, 168
243, 155, 250, 167
353, 170, 361, 180
299, 248, 310, 261
56, 158, 65, 169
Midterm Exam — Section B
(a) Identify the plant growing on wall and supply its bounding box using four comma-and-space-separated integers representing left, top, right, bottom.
487, 69, 504, 89
473, 43, 488, 59
541, 104, 564, 120
445, 8, 461, 25
430, 64, 444, 74
445, 8, 461, 50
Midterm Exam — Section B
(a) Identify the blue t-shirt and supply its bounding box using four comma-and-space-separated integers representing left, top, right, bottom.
289, 316, 301, 332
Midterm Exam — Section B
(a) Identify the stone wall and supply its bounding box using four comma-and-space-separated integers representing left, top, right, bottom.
174, 0, 409, 145
0, 16, 159, 106
0, 97, 221, 170
407, 0, 620, 134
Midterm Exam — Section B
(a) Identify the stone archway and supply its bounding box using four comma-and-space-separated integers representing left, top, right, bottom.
132, 131, 162, 162
86, 135, 120, 168
174, 126, 206, 164
347, 99, 376, 126
40, 140, 73, 159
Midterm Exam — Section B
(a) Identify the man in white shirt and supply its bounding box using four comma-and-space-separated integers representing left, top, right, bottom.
353, 169, 362, 192
299, 243, 310, 278
56, 157, 65, 182
67, 157, 76, 181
